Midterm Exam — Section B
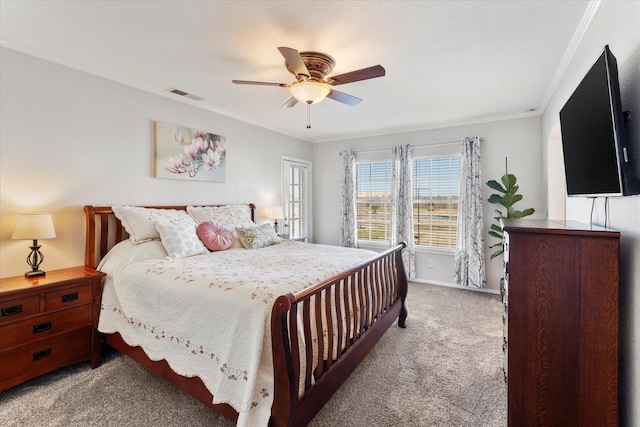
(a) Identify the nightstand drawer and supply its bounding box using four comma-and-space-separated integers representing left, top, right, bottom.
0, 326, 92, 380
45, 284, 92, 311
0, 304, 93, 350
0, 266, 105, 392
0, 296, 40, 325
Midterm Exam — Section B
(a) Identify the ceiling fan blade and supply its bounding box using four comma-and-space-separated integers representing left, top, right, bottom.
327, 65, 386, 86
277, 47, 310, 79
327, 90, 362, 106
232, 80, 289, 87
281, 97, 299, 109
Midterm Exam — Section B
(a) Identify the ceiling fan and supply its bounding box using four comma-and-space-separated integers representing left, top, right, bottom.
232, 47, 385, 109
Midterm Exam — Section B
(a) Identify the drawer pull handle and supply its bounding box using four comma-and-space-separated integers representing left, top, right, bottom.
33, 348, 52, 361
61, 292, 79, 303
1, 304, 23, 317
33, 321, 52, 333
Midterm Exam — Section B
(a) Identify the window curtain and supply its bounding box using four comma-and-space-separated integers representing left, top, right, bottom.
391, 144, 416, 278
340, 150, 358, 248
454, 136, 485, 288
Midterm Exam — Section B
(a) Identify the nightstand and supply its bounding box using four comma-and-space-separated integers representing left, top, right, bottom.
0, 266, 105, 392
280, 234, 307, 242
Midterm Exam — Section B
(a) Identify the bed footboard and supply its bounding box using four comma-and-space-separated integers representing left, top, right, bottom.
270, 242, 408, 427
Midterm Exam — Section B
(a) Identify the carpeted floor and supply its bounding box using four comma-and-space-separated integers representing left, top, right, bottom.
0, 282, 507, 426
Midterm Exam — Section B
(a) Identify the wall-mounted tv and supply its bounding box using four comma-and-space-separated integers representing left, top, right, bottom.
559, 45, 639, 197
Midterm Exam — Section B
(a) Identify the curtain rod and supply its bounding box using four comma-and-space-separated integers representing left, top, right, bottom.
339, 137, 484, 155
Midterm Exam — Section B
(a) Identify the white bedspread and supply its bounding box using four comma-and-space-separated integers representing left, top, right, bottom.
98, 240, 375, 427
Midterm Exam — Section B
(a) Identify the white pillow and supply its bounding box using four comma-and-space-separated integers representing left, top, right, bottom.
97, 240, 168, 275
155, 220, 208, 259
187, 205, 254, 248
187, 205, 254, 228
112, 206, 195, 244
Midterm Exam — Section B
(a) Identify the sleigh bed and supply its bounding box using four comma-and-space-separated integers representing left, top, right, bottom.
84, 204, 407, 427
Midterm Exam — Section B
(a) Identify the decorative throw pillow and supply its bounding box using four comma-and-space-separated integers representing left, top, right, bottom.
112, 206, 196, 244
197, 221, 234, 251
187, 205, 254, 248
155, 220, 208, 259
236, 223, 281, 249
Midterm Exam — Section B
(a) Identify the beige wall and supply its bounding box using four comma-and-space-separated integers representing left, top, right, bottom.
312, 116, 544, 292
0, 47, 312, 278
541, 2, 640, 425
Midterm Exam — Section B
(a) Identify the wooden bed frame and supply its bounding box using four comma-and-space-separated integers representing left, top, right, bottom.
84, 204, 408, 427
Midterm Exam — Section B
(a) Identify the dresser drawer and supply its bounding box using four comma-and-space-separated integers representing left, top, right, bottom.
0, 326, 92, 380
45, 284, 92, 311
0, 304, 93, 350
0, 295, 40, 325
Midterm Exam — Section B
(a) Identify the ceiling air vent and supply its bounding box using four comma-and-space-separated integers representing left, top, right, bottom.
167, 88, 204, 101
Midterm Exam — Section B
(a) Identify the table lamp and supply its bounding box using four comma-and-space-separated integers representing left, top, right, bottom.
259, 206, 284, 234
11, 213, 57, 278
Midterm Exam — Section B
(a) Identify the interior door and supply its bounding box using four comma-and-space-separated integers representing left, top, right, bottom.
282, 157, 312, 239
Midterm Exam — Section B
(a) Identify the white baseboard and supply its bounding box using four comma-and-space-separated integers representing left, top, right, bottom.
409, 278, 500, 295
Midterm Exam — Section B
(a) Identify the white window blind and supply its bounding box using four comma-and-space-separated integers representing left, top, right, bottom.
356, 155, 460, 248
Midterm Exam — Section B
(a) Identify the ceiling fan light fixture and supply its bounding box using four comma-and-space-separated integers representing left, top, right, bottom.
289, 81, 331, 104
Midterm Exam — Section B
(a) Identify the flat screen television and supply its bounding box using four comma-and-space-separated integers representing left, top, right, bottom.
559, 45, 638, 197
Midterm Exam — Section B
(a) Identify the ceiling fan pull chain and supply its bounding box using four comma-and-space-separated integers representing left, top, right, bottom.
307, 103, 311, 129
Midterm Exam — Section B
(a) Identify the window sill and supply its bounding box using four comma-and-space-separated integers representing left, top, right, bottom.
357, 241, 389, 250
415, 246, 455, 255
357, 241, 455, 255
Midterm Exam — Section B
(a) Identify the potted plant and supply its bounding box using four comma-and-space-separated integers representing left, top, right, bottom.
486, 172, 535, 260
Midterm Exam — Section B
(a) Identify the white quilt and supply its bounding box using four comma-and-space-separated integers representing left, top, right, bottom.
98, 240, 375, 427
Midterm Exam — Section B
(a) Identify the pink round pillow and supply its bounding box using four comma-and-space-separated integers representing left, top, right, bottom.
196, 221, 234, 251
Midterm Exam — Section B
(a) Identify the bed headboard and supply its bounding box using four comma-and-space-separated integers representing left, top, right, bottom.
84, 204, 256, 269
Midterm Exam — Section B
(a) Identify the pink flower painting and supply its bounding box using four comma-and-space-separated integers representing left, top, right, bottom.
154, 121, 226, 182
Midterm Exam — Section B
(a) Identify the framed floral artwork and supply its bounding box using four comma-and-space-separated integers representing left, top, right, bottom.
154, 121, 226, 182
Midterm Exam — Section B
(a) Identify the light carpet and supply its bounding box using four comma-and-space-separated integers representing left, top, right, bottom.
0, 282, 507, 426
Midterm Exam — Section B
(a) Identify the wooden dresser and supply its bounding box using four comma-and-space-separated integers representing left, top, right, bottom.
502, 220, 619, 426
0, 266, 105, 392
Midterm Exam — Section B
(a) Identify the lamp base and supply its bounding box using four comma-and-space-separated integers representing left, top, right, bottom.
25, 270, 46, 278
24, 241, 46, 279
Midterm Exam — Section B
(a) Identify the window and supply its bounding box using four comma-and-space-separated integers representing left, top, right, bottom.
356, 155, 460, 248
356, 161, 392, 242
413, 156, 460, 248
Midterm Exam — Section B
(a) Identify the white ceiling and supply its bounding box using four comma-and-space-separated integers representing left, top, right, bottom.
0, 1, 592, 143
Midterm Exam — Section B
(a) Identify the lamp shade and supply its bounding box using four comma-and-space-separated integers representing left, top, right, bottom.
289, 81, 331, 104
258, 206, 284, 220
12, 213, 57, 240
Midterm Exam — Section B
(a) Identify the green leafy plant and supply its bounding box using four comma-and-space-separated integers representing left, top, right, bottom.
486, 173, 535, 260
